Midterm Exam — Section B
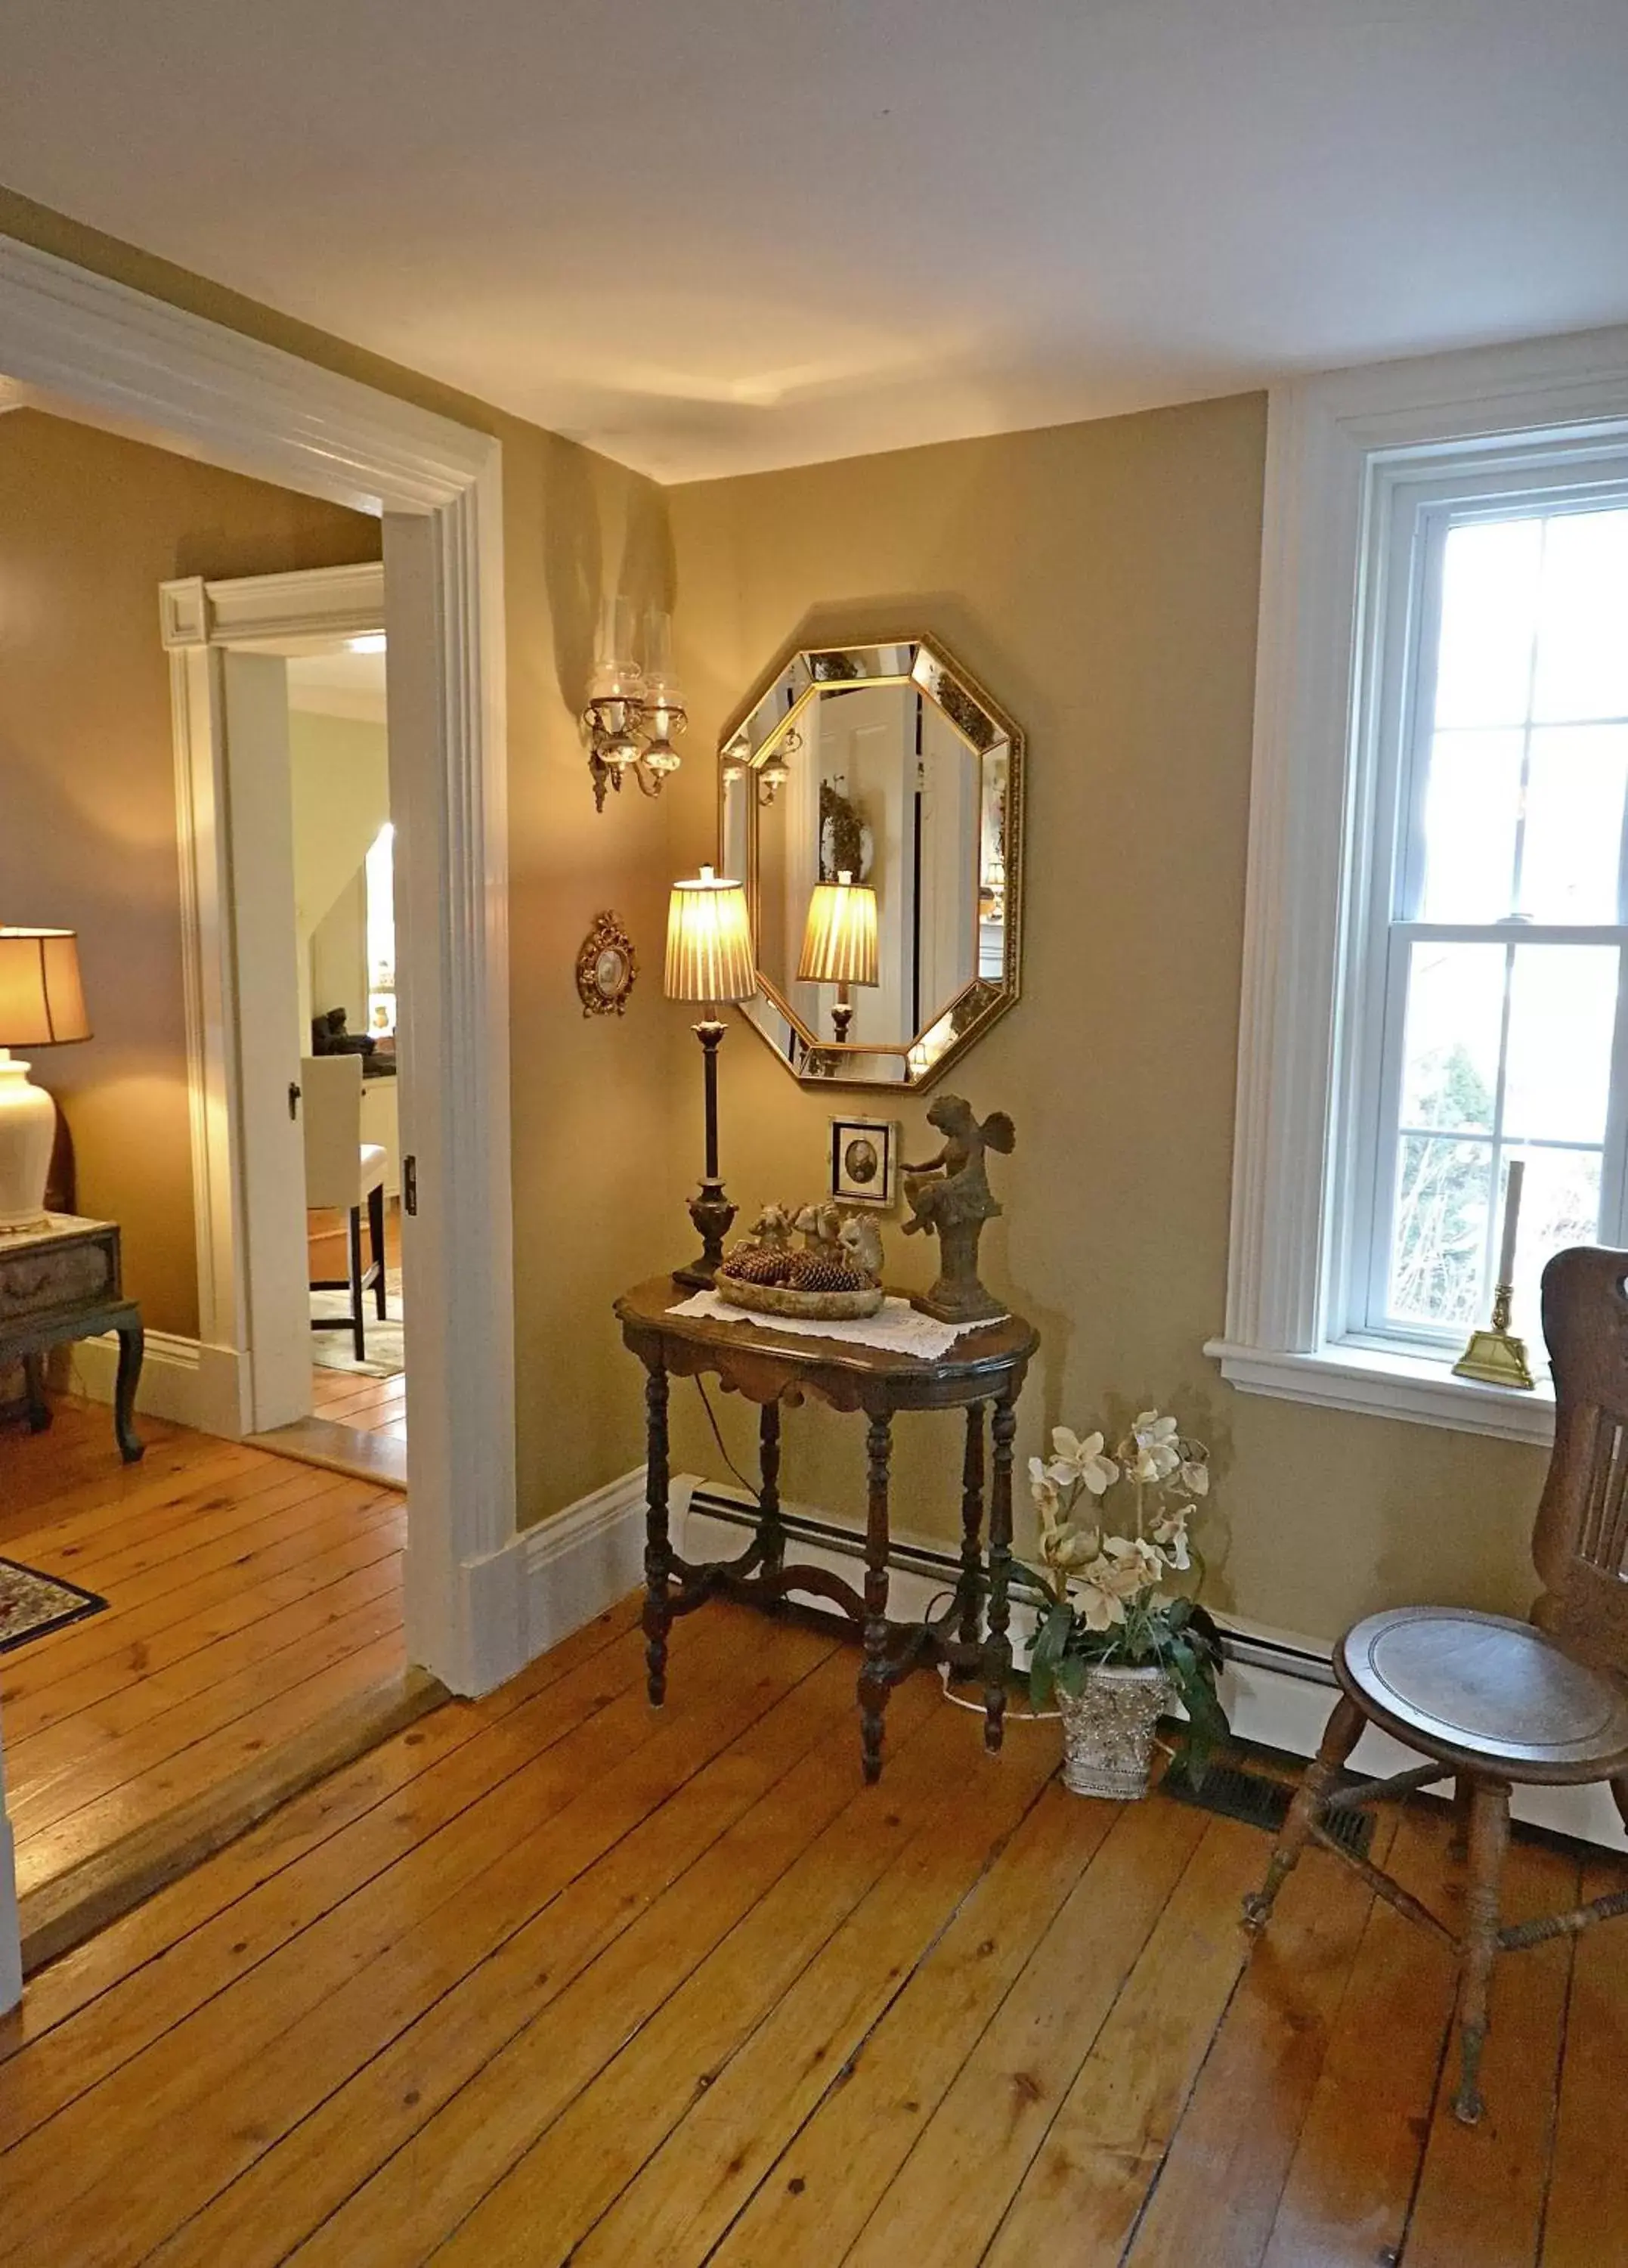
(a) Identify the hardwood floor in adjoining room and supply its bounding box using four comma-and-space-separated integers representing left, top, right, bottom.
2, 1596, 1623, 2267
0, 1399, 406, 1900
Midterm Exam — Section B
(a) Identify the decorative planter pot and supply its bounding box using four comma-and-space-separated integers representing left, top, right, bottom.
1057, 1662, 1171, 1799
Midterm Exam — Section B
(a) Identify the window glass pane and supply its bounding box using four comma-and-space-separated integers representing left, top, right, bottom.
1399, 942, 1504, 1133
1518, 725, 1627, 924
1433, 518, 1543, 730
1503, 944, 1618, 1145
1533, 508, 1628, 725
1507, 1145, 1602, 1349
1417, 730, 1522, 920
1389, 1136, 1491, 1328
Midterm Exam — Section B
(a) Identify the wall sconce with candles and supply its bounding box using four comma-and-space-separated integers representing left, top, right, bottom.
583, 603, 687, 811
722, 724, 799, 807
797, 870, 878, 1043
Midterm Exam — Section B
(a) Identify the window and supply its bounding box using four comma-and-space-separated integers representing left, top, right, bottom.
1210, 330, 1628, 1442
365, 820, 397, 1037
1357, 487, 1628, 1357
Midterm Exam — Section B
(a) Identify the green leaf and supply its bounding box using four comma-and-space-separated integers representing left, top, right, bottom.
1027, 1599, 1073, 1709
1054, 1652, 1088, 1700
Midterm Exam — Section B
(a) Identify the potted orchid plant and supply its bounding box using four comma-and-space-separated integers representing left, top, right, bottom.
1026, 1408, 1228, 1799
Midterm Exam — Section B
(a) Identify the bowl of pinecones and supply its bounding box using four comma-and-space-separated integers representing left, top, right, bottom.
715, 1202, 886, 1321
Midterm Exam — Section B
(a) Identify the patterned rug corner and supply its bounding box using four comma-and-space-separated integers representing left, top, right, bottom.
0, 1556, 108, 1654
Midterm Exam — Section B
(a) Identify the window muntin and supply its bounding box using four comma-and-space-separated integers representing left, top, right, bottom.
1358, 488, 1628, 1356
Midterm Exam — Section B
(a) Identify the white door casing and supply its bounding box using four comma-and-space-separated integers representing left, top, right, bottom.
162, 568, 388, 1438
0, 236, 518, 1764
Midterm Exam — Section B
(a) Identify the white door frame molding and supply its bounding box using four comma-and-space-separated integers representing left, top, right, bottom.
161, 564, 389, 1438
0, 231, 518, 1708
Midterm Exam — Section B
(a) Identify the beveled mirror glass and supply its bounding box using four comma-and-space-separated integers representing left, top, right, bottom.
720, 639, 1022, 1088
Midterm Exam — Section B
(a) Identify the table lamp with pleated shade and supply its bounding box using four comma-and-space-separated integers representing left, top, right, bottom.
664, 866, 755, 1285
0, 928, 91, 1232
797, 869, 878, 1042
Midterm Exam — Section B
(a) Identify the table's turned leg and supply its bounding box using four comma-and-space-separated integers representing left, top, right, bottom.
859, 1411, 893, 1783
983, 1391, 1016, 1753
114, 1321, 146, 1464
22, 1352, 51, 1435
759, 1401, 785, 1581
957, 1400, 986, 1650
642, 1363, 672, 1705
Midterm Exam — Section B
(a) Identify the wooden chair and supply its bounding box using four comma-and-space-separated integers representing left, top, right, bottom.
1242, 1244, 1628, 2125
301, 1054, 388, 1364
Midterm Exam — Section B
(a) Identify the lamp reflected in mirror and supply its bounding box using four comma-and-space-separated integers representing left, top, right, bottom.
797, 870, 878, 1042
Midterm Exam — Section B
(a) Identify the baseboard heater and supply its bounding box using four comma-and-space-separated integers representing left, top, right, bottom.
681, 1483, 1624, 1851
686, 1486, 1333, 1682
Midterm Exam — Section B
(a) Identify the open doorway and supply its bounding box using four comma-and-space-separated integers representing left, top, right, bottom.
288, 640, 409, 1467
159, 565, 412, 1489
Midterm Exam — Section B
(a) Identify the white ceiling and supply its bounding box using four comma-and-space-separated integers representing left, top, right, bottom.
286, 648, 387, 725
2, 1, 1626, 482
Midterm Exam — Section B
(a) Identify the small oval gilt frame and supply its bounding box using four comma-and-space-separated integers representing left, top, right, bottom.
576, 909, 639, 1018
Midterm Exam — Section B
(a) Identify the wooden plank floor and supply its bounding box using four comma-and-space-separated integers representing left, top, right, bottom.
0, 1399, 406, 1897
2, 1597, 1623, 2266
309, 1366, 407, 1441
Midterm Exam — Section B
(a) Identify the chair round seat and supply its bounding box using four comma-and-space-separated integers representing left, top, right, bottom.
1337, 1605, 1628, 1783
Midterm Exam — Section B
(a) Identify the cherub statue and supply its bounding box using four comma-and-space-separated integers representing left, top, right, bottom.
901, 1095, 1015, 1322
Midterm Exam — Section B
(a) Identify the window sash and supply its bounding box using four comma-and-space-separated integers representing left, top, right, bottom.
1340, 458, 1628, 1357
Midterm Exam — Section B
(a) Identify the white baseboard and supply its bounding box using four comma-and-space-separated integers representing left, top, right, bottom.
68, 1329, 246, 1440
522, 1465, 666, 1667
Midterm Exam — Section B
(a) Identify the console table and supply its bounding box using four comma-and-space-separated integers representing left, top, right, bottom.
614, 1276, 1038, 1783
0, 1216, 144, 1463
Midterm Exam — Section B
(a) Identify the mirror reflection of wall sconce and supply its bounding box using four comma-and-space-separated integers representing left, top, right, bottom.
722, 724, 800, 807
583, 601, 687, 811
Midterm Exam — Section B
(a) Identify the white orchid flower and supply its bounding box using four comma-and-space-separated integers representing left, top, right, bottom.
1073, 1578, 1128, 1632
1049, 1426, 1120, 1497
1178, 1453, 1210, 1498
1098, 1535, 1166, 1595
1131, 1411, 1181, 1484
1029, 1458, 1062, 1524
1150, 1505, 1193, 1571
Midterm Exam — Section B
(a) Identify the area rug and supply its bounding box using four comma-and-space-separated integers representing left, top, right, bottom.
311, 1268, 405, 1380
0, 1557, 108, 1654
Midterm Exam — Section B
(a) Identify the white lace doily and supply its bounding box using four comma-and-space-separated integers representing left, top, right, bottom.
666, 1289, 1004, 1362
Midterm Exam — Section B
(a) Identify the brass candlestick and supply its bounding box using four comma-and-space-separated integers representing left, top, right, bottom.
1452, 1281, 1535, 1390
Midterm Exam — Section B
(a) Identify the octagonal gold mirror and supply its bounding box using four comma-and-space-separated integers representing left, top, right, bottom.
720, 637, 1023, 1089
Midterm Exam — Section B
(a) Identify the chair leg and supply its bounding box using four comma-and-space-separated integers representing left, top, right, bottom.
1243, 1691, 1364, 1935
1450, 1771, 1475, 1861
348, 1204, 366, 1363
1452, 1776, 1511, 2126
368, 1183, 387, 1318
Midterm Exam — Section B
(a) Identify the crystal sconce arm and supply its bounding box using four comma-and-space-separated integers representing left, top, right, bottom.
583, 602, 687, 810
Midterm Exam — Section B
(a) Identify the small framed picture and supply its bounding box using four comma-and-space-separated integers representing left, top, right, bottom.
829, 1114, 899, 1208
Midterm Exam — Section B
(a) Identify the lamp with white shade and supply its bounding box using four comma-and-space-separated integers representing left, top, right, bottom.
664, 866, 755, 1286
797, 870, 878, 1043
0, 927, 91, 1232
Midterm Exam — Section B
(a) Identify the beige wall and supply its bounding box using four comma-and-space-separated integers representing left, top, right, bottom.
289, 710, 392, 1037
0, 187, 686, 1523
667, 402, 1552, 1644
0, 408, 379, 1336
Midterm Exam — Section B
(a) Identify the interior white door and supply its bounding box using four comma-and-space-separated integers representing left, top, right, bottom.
221, 650, 312, 1433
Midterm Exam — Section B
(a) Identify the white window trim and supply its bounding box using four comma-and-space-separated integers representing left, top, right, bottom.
1209, 323, 1628, 1448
